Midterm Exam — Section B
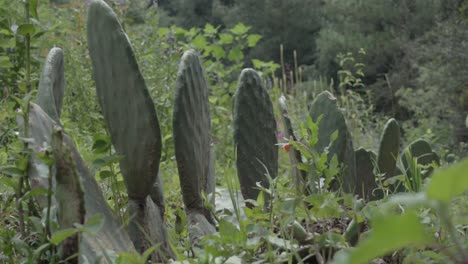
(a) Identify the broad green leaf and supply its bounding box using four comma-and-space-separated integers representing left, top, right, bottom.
0, 166, 23, 177
99, 170, 113, 180
156, 27, 169, 37
17, 23, 36, 36
30, 0, 39, 19
50, 228, 79, 245
228, 47, 243, 61
204, 23, 217, 35
425, 159, 468, 202
76, 213, 104, 234
230, 23, 249, 35
247, 34, 261, 47
0, 56, 13, 68
334, 212, 430, 264
210, 46, 226, 60
192, 35, 207, 49
92, 134, 111, 153
219, 33, 233, 45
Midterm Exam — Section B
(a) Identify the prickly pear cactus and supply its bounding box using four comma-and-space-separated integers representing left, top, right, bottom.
87, 0, 173, 259
355, 148, 380, 200
278, 95, 307, 192
27, 103, 133, 262
173, 50, 215, 241
308, 91, 357, 193
51, 127, 85, 262
36, 47, 65, 123
401, 139, 440, 179
233, 68, 278, 201
377, 118, 400, 179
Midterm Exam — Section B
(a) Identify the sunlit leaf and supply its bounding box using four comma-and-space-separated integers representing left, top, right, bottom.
425, 159, 468, 202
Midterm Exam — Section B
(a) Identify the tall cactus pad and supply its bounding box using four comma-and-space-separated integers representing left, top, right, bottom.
173, 50, 215, 241
173, 50, 213, 213
278, 95, 307, 192
51, 127, 85, 262
26, 103, 133, 262
355, 148, 380, 200
309, 91, 357, 193
87, 0, 162, 199
234, 69, 278, 201
36, 47, 65, 123
377, 118, 400, 179
401, 139, 440, 179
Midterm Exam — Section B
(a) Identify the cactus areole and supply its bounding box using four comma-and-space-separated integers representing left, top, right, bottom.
234, 68, 278, 201
87, 0, 162, 200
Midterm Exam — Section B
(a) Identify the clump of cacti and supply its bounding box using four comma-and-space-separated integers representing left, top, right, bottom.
234, 68, 278, 202
308, 91, 357, 193
87, 0, 173, 259
173, 49, 216, 242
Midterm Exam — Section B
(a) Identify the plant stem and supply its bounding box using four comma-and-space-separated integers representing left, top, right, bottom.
438, 203, 468, 262
46, 163, 53, 238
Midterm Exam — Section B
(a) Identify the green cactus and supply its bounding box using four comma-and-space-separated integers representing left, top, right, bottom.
27, 103, 134, 262
278, 95, 308, 193
308, 91, 357, 193
377, 118, 400, 179
401, 139, 440, 180
173, 50, 216, 241
233, 68, 278, 201
355, 148, 380, 200
36, 47, 65, 124
87, 0, 173, 259
51, 126, 85, 262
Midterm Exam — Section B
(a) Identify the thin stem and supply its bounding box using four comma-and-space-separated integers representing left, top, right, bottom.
46, 163, 53, 238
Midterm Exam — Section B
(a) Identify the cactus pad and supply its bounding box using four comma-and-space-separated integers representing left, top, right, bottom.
87, 0, 162, 200
377, 118, 400, 179
401, 139, 440, 179
26, 103, 133, 262
355, 148, 380, 200
36, 47, 65, 123
233, 68, 278, 201
173, 50, 215, 241
308, 91, 357, 193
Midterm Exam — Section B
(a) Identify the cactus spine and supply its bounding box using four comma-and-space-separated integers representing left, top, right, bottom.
377, 118, 400, 179
233, 69, 278, 201
173, 50, 216, 241
308, 91, 357, 193
87, 0, 172, 259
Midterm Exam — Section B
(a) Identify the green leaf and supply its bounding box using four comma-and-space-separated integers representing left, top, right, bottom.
0, 166, 23, 177
82, 213, 104, 234
425, 159, 468, 202
210, 46, 226, 60
228, 47, 244, 61
247, 34, 261, 47
333, 212, 430, 264
17, 24, 36, 36
0, 56, 13, 68
204, 23, 217, 35
99, 170, 113, 180
192, 35, 207, 49
50, 228, 79, 245
30, 0, 39, 19
230, 23, 249, 35
92, 134, 111, 153
219, 33, 233, 45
